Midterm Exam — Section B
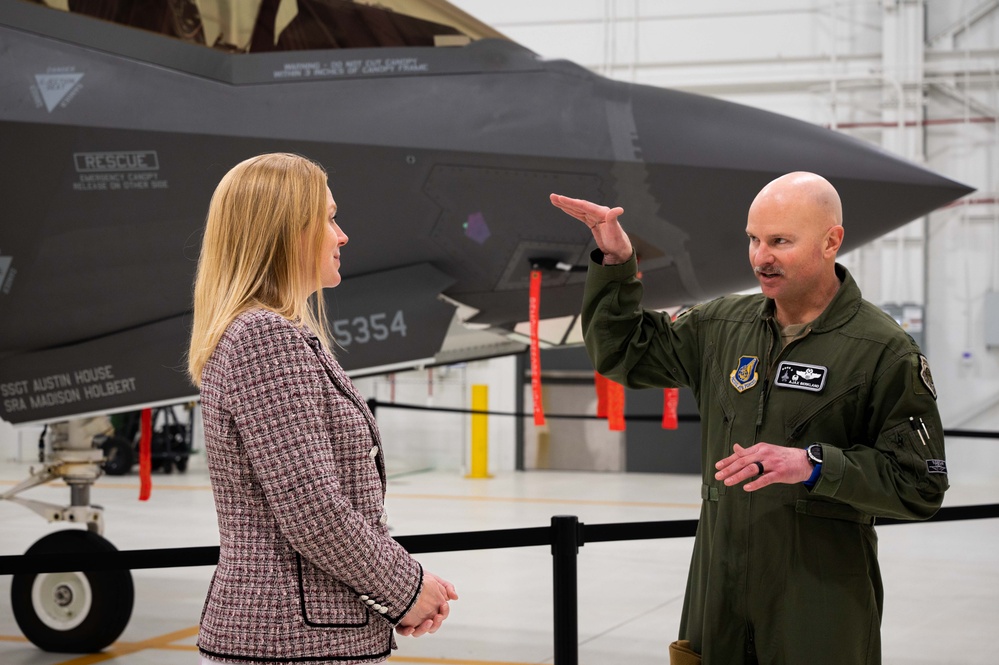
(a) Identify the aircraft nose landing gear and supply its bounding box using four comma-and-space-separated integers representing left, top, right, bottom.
11, 530, 134, 653
2, 417, 136, 652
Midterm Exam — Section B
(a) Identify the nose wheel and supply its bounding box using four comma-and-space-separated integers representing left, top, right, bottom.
11, 530, 134, 653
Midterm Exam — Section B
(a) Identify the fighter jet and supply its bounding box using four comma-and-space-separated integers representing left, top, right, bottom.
0, 0, 972, 652
0, 0, 973, 427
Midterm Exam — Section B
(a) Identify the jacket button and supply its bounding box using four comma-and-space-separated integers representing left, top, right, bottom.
378, 606, 388, 614
369, 445, 379, 459
378, 511, 388, 525
366, 599, 375, 605
360, 595, 369, 601
371, 603, 382, 611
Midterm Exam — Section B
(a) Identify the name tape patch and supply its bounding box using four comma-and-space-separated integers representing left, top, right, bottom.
926, 459, 947, 475
774, 361, 828, 392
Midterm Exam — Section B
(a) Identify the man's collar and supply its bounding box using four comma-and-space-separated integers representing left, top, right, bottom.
760, 264, 861, 331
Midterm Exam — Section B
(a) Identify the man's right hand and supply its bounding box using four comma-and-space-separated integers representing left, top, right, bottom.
550, 193, 633, 265
396, 572, 458, 637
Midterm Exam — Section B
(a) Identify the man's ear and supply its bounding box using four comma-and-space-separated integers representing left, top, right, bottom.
824, 225, 845, 257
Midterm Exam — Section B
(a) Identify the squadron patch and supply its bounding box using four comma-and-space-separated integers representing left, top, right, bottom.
918, 355, 938, 400
774, 361, 828, 392
730, 356, 760, 393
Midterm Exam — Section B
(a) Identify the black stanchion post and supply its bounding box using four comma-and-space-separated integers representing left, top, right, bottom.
552, 515, 582, 665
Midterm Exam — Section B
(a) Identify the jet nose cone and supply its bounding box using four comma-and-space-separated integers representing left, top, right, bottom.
630, 83, 973, 231
607, 81, 973, 302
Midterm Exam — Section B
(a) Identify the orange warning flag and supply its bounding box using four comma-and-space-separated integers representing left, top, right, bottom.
662, 388, 680, 429
139, 408, 152, 501
529, 270, 545, 426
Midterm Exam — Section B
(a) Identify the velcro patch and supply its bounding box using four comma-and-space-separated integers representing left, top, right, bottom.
926, 459, 947, 475
774, 361, 827, 392
918, 355, 938, 400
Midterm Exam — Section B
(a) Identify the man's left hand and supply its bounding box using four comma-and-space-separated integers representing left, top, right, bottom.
714, 442, 813, 491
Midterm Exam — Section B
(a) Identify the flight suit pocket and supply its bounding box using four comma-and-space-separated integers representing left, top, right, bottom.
793, 501, 877, 577
795, 499, 873, 525
783, 373, 865, 444
881, 420, 935, 490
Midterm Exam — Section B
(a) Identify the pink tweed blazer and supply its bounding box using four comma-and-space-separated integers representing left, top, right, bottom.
197, 309, 422, 664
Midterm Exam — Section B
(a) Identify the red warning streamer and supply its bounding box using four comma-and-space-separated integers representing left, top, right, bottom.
595, 372, 625, 430
529, 270, 545, 426
662, 388, 680, 429
139, 408, 152, 501
594, 372, 609, 418
607, 379, 626, 431
662, 311, 680, 430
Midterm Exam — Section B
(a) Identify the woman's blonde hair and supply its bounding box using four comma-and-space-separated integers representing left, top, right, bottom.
188, 152, 334, 386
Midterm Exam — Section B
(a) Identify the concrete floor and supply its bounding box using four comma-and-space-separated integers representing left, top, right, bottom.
0, 455, 996, 665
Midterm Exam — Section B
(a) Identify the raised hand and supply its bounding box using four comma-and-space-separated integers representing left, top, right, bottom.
550, 193, 632, 265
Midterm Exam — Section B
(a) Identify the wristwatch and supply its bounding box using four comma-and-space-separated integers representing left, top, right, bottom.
806, 444, 823, 467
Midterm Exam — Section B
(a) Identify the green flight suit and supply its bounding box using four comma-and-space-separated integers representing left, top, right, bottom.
582, 252, 948, 665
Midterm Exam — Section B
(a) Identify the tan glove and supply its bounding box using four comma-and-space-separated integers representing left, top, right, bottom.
669, 639, 701, 665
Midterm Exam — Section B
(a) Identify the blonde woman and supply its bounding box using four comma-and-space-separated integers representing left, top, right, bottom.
189, 153, 456, 664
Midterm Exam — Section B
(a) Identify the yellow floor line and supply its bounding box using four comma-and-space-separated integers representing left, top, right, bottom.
0, 627, 534, 665
48, 625, 200, 665
0, 635, 29, 643
1, 478, 697, 509
0, 479, 212, 491
0, 637, 538, 664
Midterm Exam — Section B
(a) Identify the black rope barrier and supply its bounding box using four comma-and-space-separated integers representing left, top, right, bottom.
367, 399, 702, 422
367, 399, 999, 438
2, 503, 997, 576
2, 507, 997, 665
941, 429, 999, 439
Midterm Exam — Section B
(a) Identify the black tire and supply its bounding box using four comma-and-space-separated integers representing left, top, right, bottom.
11, 530, 134, 653
168, 424, 190, 473
101, 437, 133, 476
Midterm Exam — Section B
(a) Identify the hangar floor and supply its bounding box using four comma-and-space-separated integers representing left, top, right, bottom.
0, 455, 997, 665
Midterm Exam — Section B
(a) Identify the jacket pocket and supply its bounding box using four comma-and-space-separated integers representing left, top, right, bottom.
296, 553, 369, 628
795, 499, 873, 525
881, 420, 938, 490
784, 373, 866, 443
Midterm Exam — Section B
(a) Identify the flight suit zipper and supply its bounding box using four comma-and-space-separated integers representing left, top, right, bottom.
755, 320, 813, 432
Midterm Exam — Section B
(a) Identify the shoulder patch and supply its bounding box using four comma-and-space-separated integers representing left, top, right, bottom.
917, 355, 937, 400
730, 356, 760, 393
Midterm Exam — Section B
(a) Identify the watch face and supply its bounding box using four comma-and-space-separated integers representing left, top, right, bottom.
808, 445, 823, 464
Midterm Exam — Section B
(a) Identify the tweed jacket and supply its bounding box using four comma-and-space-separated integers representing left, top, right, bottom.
197, 308, 423, 664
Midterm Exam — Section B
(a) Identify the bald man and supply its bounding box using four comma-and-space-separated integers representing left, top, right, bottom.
551, 173, 948, 665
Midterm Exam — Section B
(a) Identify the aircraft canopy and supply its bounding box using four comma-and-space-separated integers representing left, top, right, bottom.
27, 0, 509, 52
